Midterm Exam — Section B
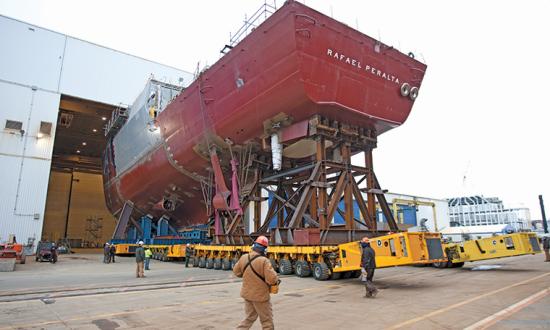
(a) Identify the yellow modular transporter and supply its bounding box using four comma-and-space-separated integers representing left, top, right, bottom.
190, 232, 446, 280
433, 232, 541, 268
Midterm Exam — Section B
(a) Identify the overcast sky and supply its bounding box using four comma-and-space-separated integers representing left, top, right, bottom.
1, 0, 549, 219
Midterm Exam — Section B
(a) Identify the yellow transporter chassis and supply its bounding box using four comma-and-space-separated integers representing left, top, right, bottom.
434, 232, 542, 268
114, 244, 185, 261
191, 232, 446, 280
114, 243, 138, 255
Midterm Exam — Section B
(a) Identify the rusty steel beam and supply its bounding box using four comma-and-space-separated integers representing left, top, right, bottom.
253, 183, 261, 232
326, 171, 347, 223
365, 149, 377, 225
287, 162, 321, 228
350, 175, 376, 230
341, 143, 354, 230
316, 137, 328, 229
373, 173, 399, 232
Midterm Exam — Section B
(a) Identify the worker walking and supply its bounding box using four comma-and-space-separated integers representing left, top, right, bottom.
135, 241, 146, 278
543, 236, 550, 262
360, 237, 378, 298
185, 243, 193, 268
50, 242, 58, 264
109, 243, 116, 263
144, 247, 152, 270
103, 243, 110, 263
233, 236, 278, 330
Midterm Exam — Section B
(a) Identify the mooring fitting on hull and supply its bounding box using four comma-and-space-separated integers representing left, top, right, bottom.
271, 132, 282, 171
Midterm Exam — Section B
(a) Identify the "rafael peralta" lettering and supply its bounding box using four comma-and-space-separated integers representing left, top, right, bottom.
326, 48, 400, 85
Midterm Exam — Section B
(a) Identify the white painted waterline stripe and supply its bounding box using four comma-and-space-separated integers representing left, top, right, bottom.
464, 287, 550, 330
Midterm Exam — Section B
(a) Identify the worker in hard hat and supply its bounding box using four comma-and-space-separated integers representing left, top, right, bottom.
360, 237, 378, 298
103, 243, 111, 263
135, 241, 146, 278
144, 247, 152, 270
109, 243, 116, 263
50, 242, 58, 264
185, 243, 193, 268
233, 235, 278, 330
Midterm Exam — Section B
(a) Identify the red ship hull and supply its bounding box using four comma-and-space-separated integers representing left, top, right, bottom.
103, 1, 426, 229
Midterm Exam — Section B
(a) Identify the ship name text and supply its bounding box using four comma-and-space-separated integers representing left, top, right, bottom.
326, 48, 400, 85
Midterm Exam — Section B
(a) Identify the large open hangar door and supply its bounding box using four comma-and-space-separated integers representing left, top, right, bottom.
42, 95, 118, 248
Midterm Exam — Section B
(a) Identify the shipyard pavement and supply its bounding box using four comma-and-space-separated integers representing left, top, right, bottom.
0, 253, 548, 329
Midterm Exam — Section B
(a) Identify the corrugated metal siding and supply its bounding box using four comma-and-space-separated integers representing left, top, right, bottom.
0, 82, 58, 250
0, 16, 65, 92
59, 37, 193, 106
0, 156, 51, 248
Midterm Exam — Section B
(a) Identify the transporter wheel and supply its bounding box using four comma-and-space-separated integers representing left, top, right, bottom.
213, 258, 222, 270
330, 271, 341, 280
341, 271, 352, 279
295, 261, 312, 277
451, 262, 465, 268
20, 255, 26, 264
433, 261, 448, 269
279, 258, 293, 275
351, 270, 361, 278
198, 257, 206, 268
313, 262, 330, 281
206, 258, 214, 269
192, 257, 199, 267
231, 258, 239, 270
269, 258, 278, 272
222, 258, 231, 270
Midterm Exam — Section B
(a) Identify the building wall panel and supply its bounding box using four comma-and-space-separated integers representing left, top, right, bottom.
59, 37, 193, 106
0, 17, 65, 91
0, 155, 51, 247
0, 82, 59, 159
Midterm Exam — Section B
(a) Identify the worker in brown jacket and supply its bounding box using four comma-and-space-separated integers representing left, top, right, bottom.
233, 236, 278, 330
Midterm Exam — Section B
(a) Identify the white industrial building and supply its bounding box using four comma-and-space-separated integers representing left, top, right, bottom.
0, 15, 193, 250
447, 195, 531, 231
383, 192, 450, 232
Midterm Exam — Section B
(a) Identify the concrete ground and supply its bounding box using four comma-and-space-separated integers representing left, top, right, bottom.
0, 253, 548, 329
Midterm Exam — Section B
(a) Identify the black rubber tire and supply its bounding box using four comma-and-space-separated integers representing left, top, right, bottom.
330, 271, 341, 280
279, 258, 293, 275
231, 258, 239, 270
341, 271, 352, 279
433, 261, 448, 269
313, 262, 330, 281
351, 270, 361, 278
222, 258, 231, 270
198, 257, 206, 268
451, 262, 465, 268
192, 256, 199, 267
213, 258, 222, 270
206, 258, 214, 269
295, 261, 312, 277
269, 258, 278, 272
